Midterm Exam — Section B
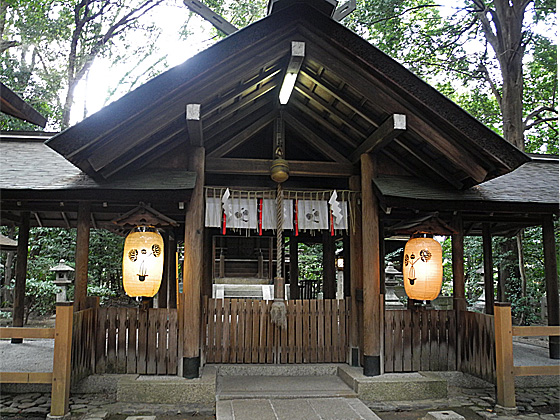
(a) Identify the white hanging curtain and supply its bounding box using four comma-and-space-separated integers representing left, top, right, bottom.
205, 197, 222, 227
297, 199, 329, 230
262, 199, 293, 230
225, 198, 258, 229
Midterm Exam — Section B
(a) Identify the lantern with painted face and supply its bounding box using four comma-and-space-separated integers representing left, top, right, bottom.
123, 226, 164, 297
403, 236, 443, 301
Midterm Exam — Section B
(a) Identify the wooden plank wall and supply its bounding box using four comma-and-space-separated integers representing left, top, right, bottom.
457, 310, 495, 383
203, 298, 349, 364
384, 310, 456, 372
95, 307, 178, 375
71, 307, 96, 384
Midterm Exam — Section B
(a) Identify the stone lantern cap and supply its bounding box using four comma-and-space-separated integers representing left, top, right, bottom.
50, 259, 74, 285
385, 263, 401, 276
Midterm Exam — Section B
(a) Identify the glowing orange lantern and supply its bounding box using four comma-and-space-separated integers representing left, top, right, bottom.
123, 226, 164, 297
403, 237, 443, 301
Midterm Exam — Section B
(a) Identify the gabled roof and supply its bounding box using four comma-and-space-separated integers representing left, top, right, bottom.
46, 2, 528, 189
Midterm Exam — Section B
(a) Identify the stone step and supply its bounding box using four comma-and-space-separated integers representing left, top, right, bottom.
217, 375, 357, 401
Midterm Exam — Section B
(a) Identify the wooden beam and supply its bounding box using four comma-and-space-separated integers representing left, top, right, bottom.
512, 325, 560, 337
182, 147, 205, 378
61, 211, 71, 229
514, 365, 560, 376
294, 80, 367, 138
283, 111, 351, 164
0, 327, 55, 339
0, 372, 52, 384
183, 0, 238, 35
207, 110, 276, 158
361, 154, 381, 376
292, 99, 359, 149
0, 82, 47, 127
33, 212, 43, 227
279, 41, 305, 104
482, 224, 495, 315
186, 104, 203, 147
205, 97, 275, 147
543, 215, 560, 359
203, 66, 281, 120
11, 211, 29, 344
205, 157, 355, 177
349, 114, 406, 163
303, 36, 489, 183
74, 202, 91, 312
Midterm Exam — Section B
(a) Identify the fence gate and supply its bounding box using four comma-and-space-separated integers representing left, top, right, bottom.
203, 298, 349, 364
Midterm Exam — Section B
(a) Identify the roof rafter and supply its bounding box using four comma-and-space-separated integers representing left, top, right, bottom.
349, 114, 406, 163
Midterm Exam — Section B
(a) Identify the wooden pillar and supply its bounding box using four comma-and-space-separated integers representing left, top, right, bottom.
289, 236, 299, 299
349, 175, 363, 366
482, 224, 495, 315
494, 303, 516, 408
50, 302, 73, 417
168, 231, 178, 309
202, 229, 213, 297
157, 232, 169, 308
452, 214, 467, 312
361, 154, 382, 376
11, 212, 30, 343
74, 202, 91, 312
182, 147, 205, 378
543, 215, 559, 359
323, 231, 336, 299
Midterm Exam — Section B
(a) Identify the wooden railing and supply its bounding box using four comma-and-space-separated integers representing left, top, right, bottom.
384, 309, 457, 372
72, 306, 97, 383
0, 303, 73, 417
457, 310, 495, 383
495, 303, 560, 408
203, 298, 349, 364
95, 307, 178, 375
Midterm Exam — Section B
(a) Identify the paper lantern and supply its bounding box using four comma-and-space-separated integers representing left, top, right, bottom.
403, 237, 442, 301
123, 227, 164, 297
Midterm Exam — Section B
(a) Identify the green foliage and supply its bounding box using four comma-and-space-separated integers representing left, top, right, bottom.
87, 284, 117, 304
298, 243, 323, 291
24, 278, 59, 322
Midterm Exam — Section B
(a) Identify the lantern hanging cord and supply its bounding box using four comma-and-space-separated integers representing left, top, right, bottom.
276, 182, 283, 279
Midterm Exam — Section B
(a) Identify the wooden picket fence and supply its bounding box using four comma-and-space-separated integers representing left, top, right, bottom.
71, 306, 97, 383
203, 298, 349, 364
384, 309, 457, 372
457, 310, 495, 383
95, 307, 179, 375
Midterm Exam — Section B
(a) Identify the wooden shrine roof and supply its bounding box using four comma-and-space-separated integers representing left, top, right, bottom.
45, 2, 529, 190
374, 155, 559, 236
0, 132, 195, 229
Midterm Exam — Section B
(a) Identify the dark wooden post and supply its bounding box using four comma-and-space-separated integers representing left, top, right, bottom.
158, 231, 170, 309
543, 215, 559, 359
289, 236, 299, 299
452, 215, 467, 312
323, 231, 336, 299
168, 231, 178, 309
361, 154, 382, 376
482, 224, 495, 315
11, 212, 30, 343
349, 175, 363, 366
74, 202, 91, 312
182, 147, 205, 378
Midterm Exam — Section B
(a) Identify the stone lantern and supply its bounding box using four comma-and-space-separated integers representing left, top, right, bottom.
385, 262, 404, 309
50, 259, 74, 303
